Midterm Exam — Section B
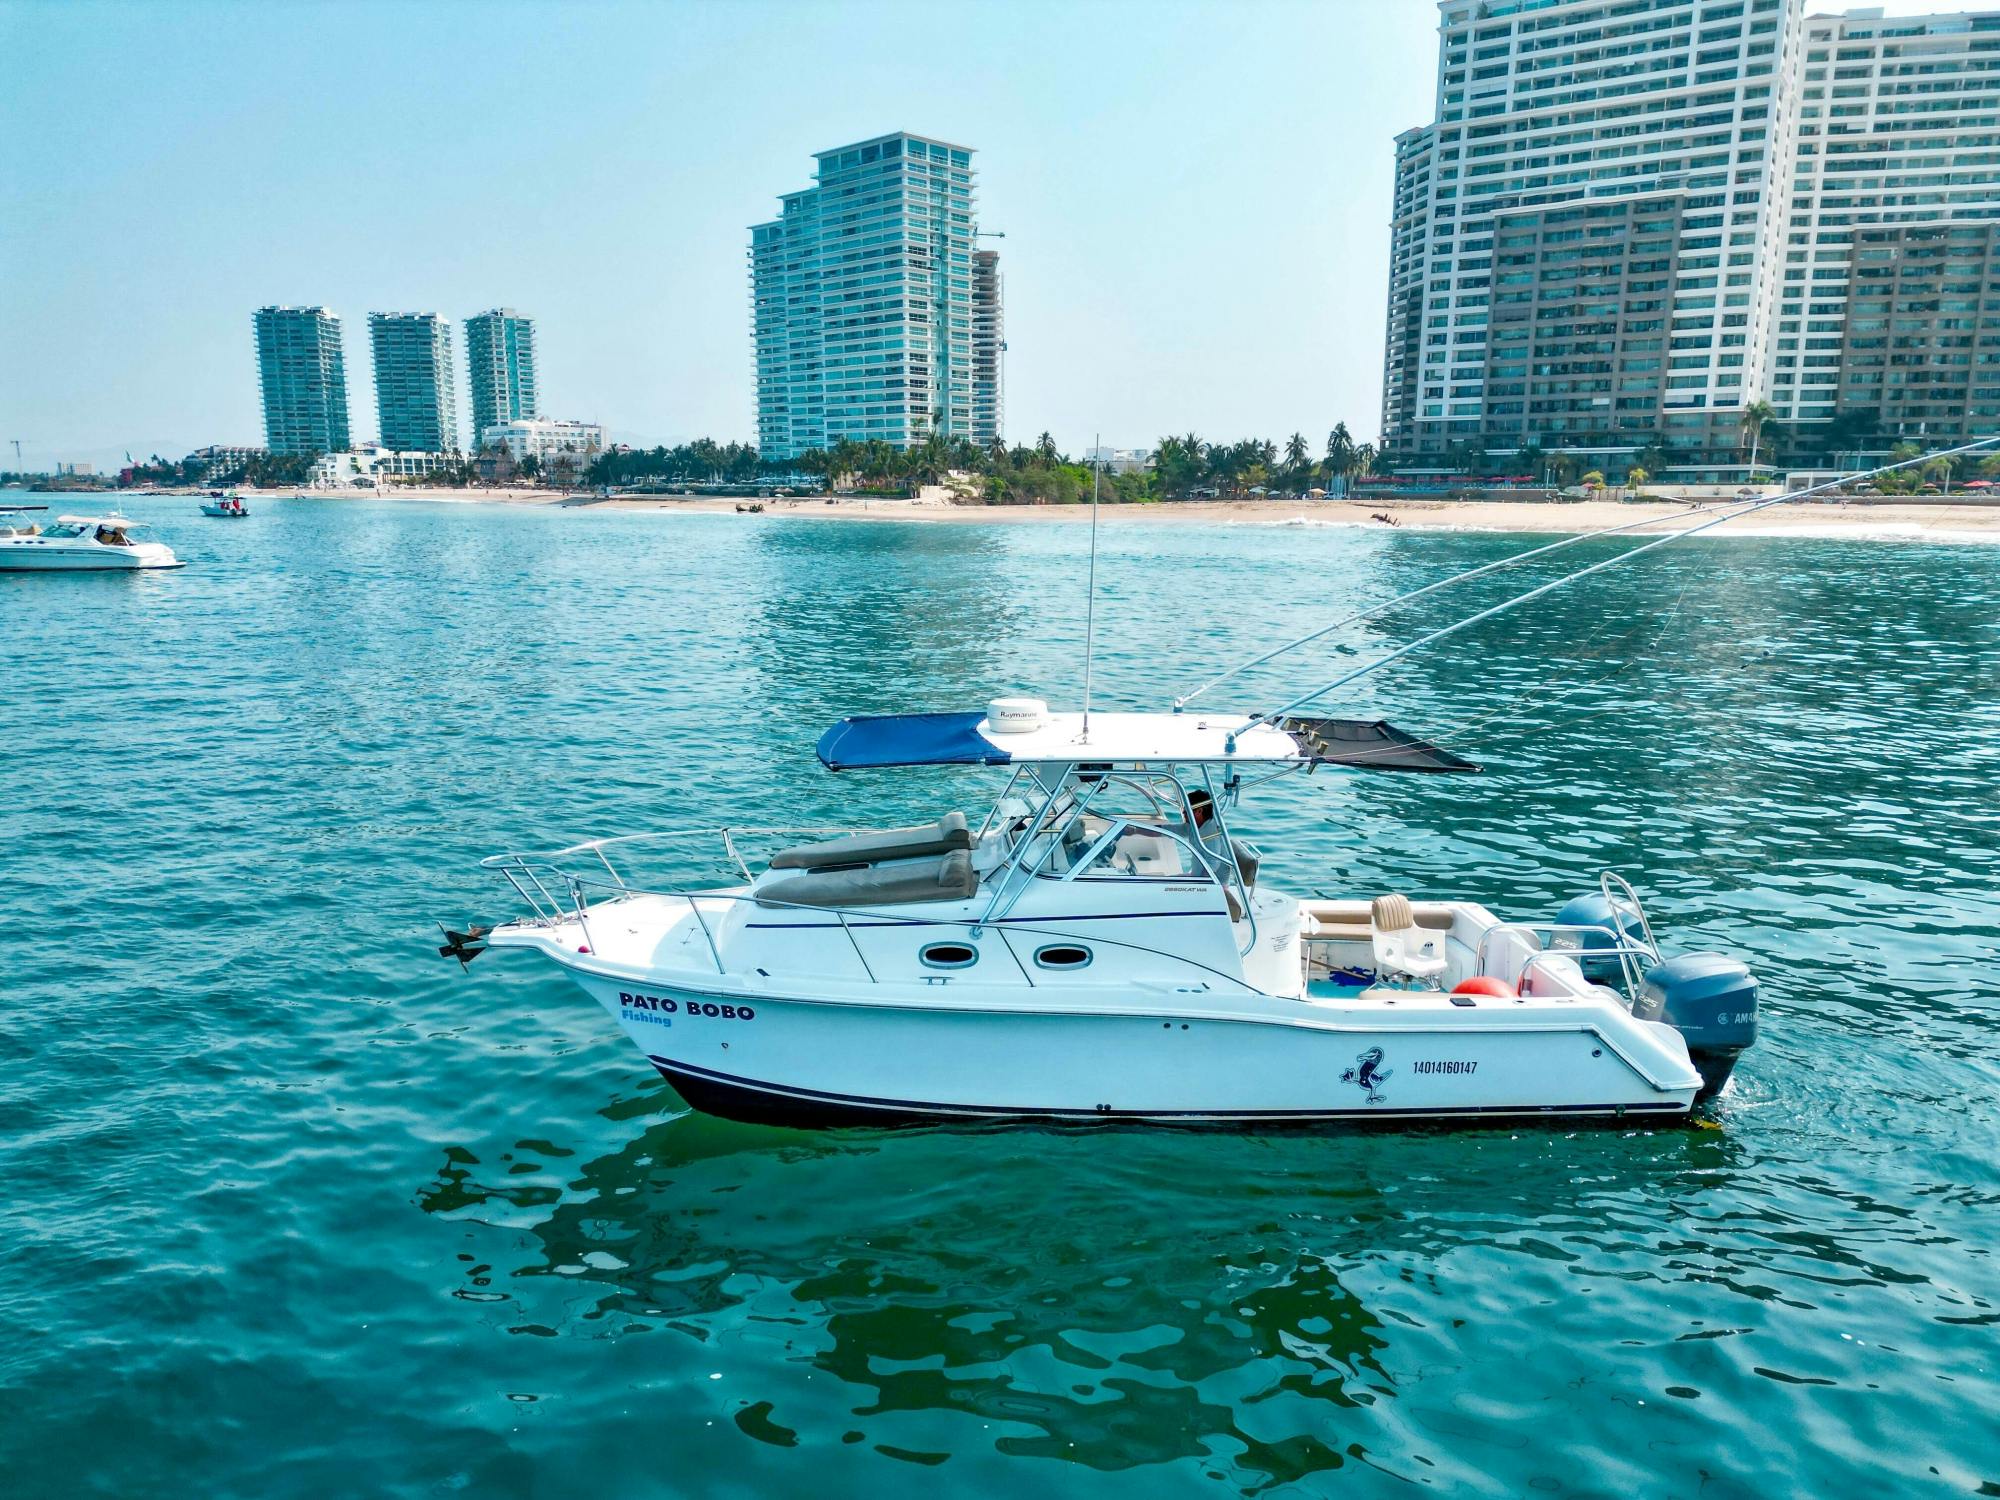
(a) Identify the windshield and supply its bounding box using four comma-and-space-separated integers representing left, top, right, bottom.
39, 522, 88, 539
1005, 772, 1228, 882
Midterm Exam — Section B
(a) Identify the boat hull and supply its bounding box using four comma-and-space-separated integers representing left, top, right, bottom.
555, 966, 1699, 1129
0, 545, 183, 571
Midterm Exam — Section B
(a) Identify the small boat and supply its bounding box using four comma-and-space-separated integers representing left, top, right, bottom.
0, 513, 184, 571
456, 702, 1758, 1128
200, 492, 249, 518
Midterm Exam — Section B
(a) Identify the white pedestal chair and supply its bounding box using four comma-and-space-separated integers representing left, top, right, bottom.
1371, 893, 1448, 989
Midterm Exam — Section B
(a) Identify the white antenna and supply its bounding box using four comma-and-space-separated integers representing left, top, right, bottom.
1081, 433, 1102, 743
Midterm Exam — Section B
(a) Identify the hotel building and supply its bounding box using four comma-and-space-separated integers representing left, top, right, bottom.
369, 312, 459, 453
751, 132, 997, 459
479, 417, 604, 465
1382, 0, 2000, 471
254, 306, 351, 456
465, 308, 539, 443
1773, 8, 2000, 441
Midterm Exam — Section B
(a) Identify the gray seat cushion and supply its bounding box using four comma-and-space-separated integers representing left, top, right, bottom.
768, 811, 971, 871
759, 849, 978, 909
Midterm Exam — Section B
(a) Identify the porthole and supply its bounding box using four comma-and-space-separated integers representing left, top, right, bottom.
1034, 943, 1093, 971
920, 942, 978, 969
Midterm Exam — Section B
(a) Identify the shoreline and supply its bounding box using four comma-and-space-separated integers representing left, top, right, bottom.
104, 486, 2000, 540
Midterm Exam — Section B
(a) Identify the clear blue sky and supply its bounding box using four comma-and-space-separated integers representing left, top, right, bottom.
0, 0, 1943, 471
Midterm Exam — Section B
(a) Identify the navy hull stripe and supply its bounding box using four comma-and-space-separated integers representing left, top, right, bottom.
647, 1055, 1686, 1127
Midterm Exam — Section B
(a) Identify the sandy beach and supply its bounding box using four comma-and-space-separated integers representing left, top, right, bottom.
225, 486, 2000, 539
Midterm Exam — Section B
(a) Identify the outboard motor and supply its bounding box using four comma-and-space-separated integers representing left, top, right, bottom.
1553, 891, 1647, 984
1632, 953, 1759, 1101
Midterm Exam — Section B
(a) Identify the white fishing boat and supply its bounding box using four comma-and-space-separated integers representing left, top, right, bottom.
0, 513, 184, 571
457, 701, 1756, 1126
443, 438, 1997, 1129
199, 491, 249, 518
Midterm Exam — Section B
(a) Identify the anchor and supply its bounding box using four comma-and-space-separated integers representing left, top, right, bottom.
436, 922, 492, 968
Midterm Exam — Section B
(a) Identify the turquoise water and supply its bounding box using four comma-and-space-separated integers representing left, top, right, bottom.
3, 496, 1997, 1497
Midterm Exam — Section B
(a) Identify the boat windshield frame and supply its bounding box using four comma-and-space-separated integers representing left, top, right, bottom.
972, 759, 1281, 929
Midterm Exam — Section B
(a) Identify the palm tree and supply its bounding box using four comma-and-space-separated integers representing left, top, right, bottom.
1740, 400, 1777, 476
1036, 431, 1059, 464
1283, 432, 1309, 492
1325, 423, 1355, 497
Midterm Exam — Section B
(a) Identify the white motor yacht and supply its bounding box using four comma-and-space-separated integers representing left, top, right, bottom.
455, 701, 1758, 1128
0, 513, 184, 571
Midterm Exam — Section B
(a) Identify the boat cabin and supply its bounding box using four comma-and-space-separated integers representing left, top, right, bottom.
664, 700, 1489, 1000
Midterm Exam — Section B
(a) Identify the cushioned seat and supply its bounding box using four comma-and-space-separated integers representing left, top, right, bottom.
1371, 892, 1448, 986
758, 849, 978, 909
768, 812, 972, 872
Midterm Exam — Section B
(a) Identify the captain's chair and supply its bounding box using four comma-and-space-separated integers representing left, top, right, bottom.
1371, 893, 1447, 987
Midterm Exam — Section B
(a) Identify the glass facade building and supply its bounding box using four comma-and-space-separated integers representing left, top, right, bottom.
751, 132, 998, 459
465, 308, 539, 444
369, 313, 459, 453
254, 305, 351, 456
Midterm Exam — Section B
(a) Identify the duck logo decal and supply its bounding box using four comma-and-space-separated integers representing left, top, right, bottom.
1342, 1048, 1392, 1103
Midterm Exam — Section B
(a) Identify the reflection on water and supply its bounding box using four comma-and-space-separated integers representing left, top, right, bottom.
419, 1104, 1909, 1494
746, 521, 1024, 718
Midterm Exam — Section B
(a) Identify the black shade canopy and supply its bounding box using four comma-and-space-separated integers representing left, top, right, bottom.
1277, 717, 1481, 774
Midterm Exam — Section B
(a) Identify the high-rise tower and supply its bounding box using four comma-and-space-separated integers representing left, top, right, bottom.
254, 306, 351, 455
369, 312, 459, 453
465, 308, 539, 445
751, 132, 983, 460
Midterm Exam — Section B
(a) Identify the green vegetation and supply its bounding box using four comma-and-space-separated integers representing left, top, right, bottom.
119, 450, 317, 488
580, 427, 1378, 503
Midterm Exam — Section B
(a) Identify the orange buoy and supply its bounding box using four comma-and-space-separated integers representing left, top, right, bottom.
1453, 975, 1515, 998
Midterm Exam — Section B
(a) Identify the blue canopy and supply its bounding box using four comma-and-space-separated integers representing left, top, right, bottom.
816, 712, 1012, 771
815, 709, 1479, 773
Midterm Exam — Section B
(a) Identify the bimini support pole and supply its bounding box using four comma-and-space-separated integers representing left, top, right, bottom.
1231, 435, 2000, 744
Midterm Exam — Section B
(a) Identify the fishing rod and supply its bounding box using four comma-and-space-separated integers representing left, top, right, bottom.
1173, 495, 1717, 712
1223, 434, 2000, 751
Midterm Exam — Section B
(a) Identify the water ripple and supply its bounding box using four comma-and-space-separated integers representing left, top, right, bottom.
1, 500, 1996, 1497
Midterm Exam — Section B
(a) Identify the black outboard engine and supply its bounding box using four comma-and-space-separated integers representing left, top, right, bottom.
1633, 953, 1759, 1101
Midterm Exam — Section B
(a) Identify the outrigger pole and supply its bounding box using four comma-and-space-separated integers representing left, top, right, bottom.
1222, 435, 2000, 751
1081, 432, 1103, 744
1174, 496, 1717, 712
